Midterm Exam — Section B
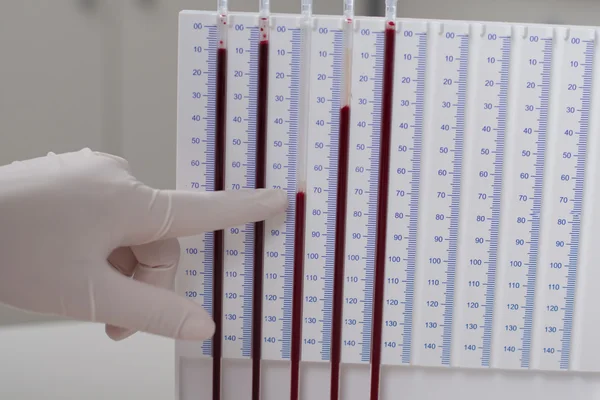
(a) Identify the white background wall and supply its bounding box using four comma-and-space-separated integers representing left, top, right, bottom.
2, 0, 600, 399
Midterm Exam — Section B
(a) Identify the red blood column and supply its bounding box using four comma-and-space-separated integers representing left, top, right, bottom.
369, 22, 396, 400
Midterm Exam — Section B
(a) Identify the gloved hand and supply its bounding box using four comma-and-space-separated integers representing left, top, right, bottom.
0, 148, 287, 342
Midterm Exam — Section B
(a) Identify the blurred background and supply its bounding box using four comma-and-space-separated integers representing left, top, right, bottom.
1, 0, 599, 398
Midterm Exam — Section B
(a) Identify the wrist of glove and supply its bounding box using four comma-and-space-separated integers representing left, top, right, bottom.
0, 148, 287, 341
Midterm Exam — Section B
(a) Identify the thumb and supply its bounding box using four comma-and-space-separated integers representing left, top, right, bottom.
96, 267, 215, 341
106, 240, 180, 341
123, 186, 288, 246
105, 263, 178, 341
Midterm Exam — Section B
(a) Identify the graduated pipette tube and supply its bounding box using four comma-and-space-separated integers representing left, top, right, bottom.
213, 2, 229, 400
370, 2, 398, 399
330, 1, 355, 399
218, 0, 228, 48
291, 4, 313, 399
253, 1, 271, 399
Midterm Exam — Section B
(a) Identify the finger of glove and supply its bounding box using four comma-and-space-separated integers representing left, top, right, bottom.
123, 185, 288, 246
96, 267, 215, 341
105, 264, 177, 340
106, 240, 179, 341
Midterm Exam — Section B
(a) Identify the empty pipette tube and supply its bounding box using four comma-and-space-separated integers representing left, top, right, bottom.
260, 0, 270, 17
385, 0, 398, 24
259, 0, 270, 41
302, 0, 312, 17
218, 0, 228, 48
341, 0, 354, 108
218, 0, 227, 14
343, 0, 354, 21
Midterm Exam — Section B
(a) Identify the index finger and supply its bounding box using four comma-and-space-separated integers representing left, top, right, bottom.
123, 186, 288, 246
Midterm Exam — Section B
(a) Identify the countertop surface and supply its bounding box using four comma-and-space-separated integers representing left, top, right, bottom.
0, 321, 176, 400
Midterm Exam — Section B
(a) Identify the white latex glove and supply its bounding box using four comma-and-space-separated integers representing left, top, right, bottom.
0, 148, 287, 342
